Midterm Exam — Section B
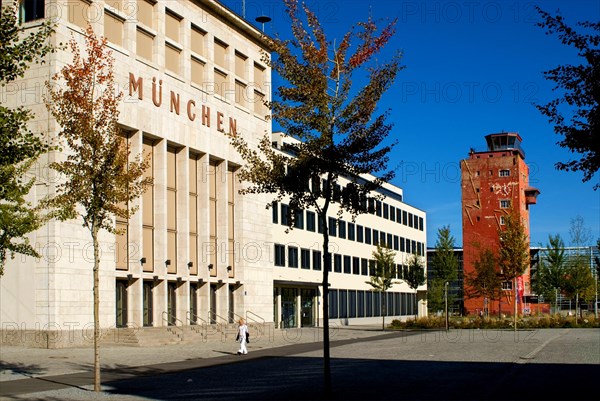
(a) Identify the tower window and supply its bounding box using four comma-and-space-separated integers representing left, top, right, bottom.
499, 169, 510, 177
20, 0, 45, 22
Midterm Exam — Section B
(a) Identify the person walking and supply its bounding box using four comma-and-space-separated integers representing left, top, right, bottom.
237, 318, 249, 355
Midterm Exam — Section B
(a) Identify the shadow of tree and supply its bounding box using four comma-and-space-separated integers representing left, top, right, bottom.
0, 361, 46, 377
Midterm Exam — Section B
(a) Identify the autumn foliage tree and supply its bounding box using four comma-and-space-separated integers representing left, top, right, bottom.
0, 2, 54, 274
498, 211, 530, 330
535, 7, 600, 189
227, 0, 402, 394
44, 26, 150, 392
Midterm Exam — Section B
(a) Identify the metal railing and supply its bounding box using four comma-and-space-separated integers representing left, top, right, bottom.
162, 311, 184, 341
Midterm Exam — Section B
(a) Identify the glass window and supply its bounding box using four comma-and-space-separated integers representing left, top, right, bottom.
352, 257, 360, 275
20, 0, 45, 22
301, 249, 310, 269
281, 204, 289, 226
334, 254, 342, 273
361, 258, 368, 276
272, 201, 278, 223
357, 225, 363, 243
274, 244, 285, 267
348, 223, 355, 241
364, 228, 371, 245
288, 246, 298, 268
328, 217, 337, 237
306, 211, 316, 232
312, 250, 322, 271
338, 220, 346, 239
343, 255, 351, 274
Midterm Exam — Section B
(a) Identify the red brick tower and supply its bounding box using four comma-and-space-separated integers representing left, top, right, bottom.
461, 133, 539, 316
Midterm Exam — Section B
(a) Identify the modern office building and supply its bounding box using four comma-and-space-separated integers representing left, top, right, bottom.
1, 0, 427, 347
461, 133, 540, 315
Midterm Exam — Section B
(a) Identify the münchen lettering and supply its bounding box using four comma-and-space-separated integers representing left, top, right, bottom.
128, 72, 237, 135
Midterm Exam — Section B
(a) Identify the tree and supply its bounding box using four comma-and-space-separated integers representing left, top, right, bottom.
569, 215, 592, 247
44, 26, 150, 392
402, 253, 426, 320
464, 247, 503, 317
428, 226, 458, 313
0, 2, 54, 274
367, 243, 399, 330
227, 0, 401, 395
534, 7, 600, 189
498, 211, 530, 330
532, 234, 566, 311
563, 257, 595, 324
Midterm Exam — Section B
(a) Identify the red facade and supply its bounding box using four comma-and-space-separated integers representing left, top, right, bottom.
461, 133, 539, 315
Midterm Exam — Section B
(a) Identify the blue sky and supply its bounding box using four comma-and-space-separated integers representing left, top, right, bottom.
221, 0, 600, 247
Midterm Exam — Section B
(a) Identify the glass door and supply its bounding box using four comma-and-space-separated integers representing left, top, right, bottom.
281, 288, 297, 328
143, 281, 153, 327
301, 289, 315, 327
116, 280, 128, 328
167, 282, 176, 326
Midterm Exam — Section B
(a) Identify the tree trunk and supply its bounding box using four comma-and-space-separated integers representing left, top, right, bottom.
93, 225, 101, 392
513, 277, 518, 333
321, 220, 331, 398
382, 292, 386, 331
575, 293, 579, 325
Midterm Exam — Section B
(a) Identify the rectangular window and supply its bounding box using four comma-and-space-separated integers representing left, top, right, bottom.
387, 234, 393, 249
208, 161, 218, 275
288, 246, 298, 268
142, 139, 154, 272
393, 235, 399, 251
165, 44, 181, 74
312, 250, 322, 271
301, 249, 310, 269
390, 207, 396, 222
214, 69, 228, 98
272, 201, 278, 223
357, 225, 363, 243
190, 25, 205, 56
137, 0, 154, 28
68, 0, 90, 29
166, 147, 177, 274
281, 204, 289, 226
191, 57, 205, 86
343, 255, 351, 274
366, 291, 373, 317
227, 168, 236, 276
408, 213, 414, 228
499, 169, 510, 177
347, 223, 355, 241
369, 260, 376, 276
188, 155, 199, 275
253, 90, 266, 118
349, 257, 359, 275
306, 211, 316, 232
20, 0, 45, 22
383, 203, 389, 219
235, 51, 247, 79
274, 244, 285, 267
339, 290, 348, 319
419, 217, 424, 231
375, 200, 382, 217
338, 220, 346, 239
294, 209, 304, 229
136, 28, 154, 62
214, 39, 228, 69
361, 258, 368, 276
329, 290, 338, 319
396, 208, 402, 223
400, 237, 405, 252
373, 229, 379, 246
235, 80, 247, 108
357, 291, 365, 317
334, 254, 342, 273
165, 10, 180, 43
402, 211, 408, 225
253, 63, 266, 91
502, 281, 513, 290
328, 217, 337, 237
348, 290, 357, 318
500, 199, 511, 208
104, 12, 124, 47
364, 228, 371, 245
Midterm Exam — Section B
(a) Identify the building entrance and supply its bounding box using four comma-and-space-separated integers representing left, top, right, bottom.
281, 288, 297, 328
300, 289, 316, 327
116, 280, 128, 327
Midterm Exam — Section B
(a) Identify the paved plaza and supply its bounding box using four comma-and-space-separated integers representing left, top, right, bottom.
1, 326, 599, 400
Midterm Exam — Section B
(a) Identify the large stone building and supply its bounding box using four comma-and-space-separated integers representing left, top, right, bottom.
461, 133, 539, 315
1, 0, 427, 347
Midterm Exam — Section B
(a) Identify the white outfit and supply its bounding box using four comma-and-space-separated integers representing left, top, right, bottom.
238, 323, 248, 354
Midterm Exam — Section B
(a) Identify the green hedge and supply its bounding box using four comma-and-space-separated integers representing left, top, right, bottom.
389, 314, 599, 329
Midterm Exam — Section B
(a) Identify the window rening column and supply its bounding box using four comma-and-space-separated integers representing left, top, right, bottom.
142, 139, 154, 272
227, 167, 235, 278
208, 160, 218, 277
188, 155, 199, 275
167, 146, 177, 274
115, 134, 130, 271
